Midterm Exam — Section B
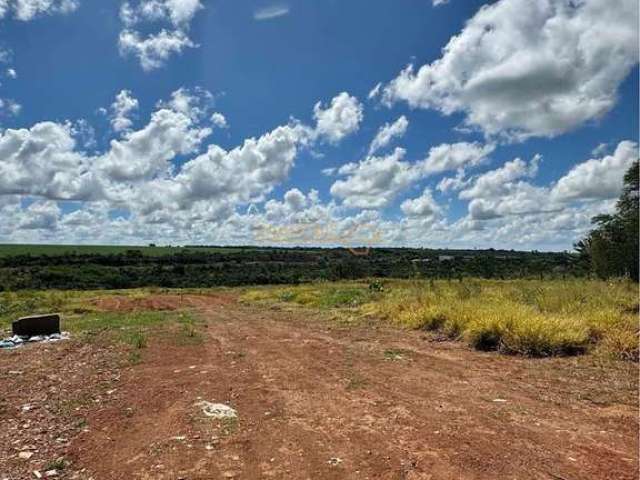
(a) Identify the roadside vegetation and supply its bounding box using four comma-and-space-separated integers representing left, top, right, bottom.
242, 278, 638, 361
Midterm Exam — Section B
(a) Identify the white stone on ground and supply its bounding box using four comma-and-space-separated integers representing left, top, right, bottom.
195, 401, 238, 419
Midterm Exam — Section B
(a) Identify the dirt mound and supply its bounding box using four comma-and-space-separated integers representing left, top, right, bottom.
92, 293, 236, 312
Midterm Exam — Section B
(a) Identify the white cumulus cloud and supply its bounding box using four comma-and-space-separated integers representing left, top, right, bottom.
330, 148, 419, 209
119, 29, 196, 71
420, 141, 494, 174
110, 89, 139, 133
551, 140, 638, 201
118, 0, 203, 70
382, 0, 639, 140
401, 188, 442, 218
313, 92, 363, 144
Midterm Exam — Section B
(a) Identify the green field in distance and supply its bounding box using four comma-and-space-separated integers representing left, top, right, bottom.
0, 244, 248, 257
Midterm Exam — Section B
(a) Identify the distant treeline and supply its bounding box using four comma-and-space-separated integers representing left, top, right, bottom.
0, 247, 586, 291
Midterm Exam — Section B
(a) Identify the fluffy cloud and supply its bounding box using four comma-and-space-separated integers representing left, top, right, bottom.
381, 0, 639, 140
160, 122, 310, 211
0, 88, 215, 200
368, 115, 408, 155
331, 140, 495, 209
456, 141, 637, 223
459, 155, 540, 201
420, 141, 494, 174
313, 92, 363, 144
0, 87, 347, 241
330, 148, 419, 209
119, 0, 203, 70
0, 0, 79, 21
253, 189, 388, 246
210, 112, 228, 129
551, 140, 638, 201
110, 90, 139, 132
98, 107, 211, 182
400, 188, 441, 218
119, 29, 196, 71
157, 86, 213, 121
18, 200, 61, 230
437, 169, 469, 193
0, 121, 101, 200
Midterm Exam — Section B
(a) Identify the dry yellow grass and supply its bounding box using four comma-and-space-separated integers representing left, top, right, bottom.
241, 278, 639, 360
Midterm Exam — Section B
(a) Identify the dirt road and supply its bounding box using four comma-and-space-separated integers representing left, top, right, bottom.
2, 294, 638, 479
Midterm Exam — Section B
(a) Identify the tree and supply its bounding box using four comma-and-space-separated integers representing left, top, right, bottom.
578, 160, 639, 280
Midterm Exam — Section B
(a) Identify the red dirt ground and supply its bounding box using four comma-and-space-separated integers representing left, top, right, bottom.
1, 293, 638, 480
91, 293, 236, 312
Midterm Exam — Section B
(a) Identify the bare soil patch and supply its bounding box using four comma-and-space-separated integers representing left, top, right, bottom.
91, 293, 236, 312
0, 338, 124, 479
1, 293, 637, 479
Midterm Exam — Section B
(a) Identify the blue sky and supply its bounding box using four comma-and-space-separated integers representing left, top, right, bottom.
0, 0, 638, 249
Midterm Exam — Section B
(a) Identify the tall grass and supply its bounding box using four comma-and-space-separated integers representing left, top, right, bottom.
243, 279, 639, 360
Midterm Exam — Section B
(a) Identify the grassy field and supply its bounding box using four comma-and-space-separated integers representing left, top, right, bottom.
241, 278, 639, 361
1, 279, 637, 361
0, 288, 205, 356
0, 244, 247, 257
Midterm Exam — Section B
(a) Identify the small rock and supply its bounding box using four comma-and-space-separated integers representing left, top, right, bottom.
45, 470, 58, 477
195, 401, 237, 419
19, 451, 34, 460
328, 457, 342, 466
33, 472, 42, 479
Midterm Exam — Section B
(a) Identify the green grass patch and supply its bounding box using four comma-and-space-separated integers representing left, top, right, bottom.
241, 283, 378, 310
0, 243, 246, 257
0, 289, 209, 365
